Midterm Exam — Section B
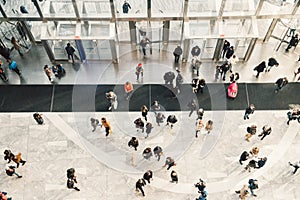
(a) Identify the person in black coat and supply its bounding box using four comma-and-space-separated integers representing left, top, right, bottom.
128, 137, 139, 151
65, 43, 75, 63
220, 61, 231, 81
122, 0, 131, 13
275, 77, 288, 93
136, 179, 146, 196
191, 46, 201, 57
222, 40, 230, 58
225, 46, 234, 59
266, 57, 279, 72
258, 125, 272, 140
164, 71, 175, 85
243, 104, 255, 120
239, 151, 250, 165
143, 170, 153, 184
173, 46, 182, 63
253, 61, 266, 78
153, 146, 163, 161
170, 170, 178, 183
286, 34, 299, 51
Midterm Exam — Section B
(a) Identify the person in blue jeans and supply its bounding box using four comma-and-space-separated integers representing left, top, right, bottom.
248, 179, 258, 197
8, 59, 21, 76
5, 165, 22, 178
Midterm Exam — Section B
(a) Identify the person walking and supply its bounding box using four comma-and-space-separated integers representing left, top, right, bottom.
229, 72, 240, 83
220, 61, 231, 81
90, 117, 100, 132
166, 115, 178, 129
4, 150, 15, 164
13, 153, 26, 168
170, 170, 178, 183
134, 117, 145, 132
215, 65, 223, 80
163, 157, 176, 170
235, 185, 249, 200
140, 36, 151, 57
221, 40, 230, 58
258, 125, 272, 140
135, 63, 144, 81
141, 105, 148, 121
225, 46, 234, 60
257, 157, 267, 168
8, 59, 21, 76
205, 120, 213, 134
145, 122, 153, 138
243, 104, 255, 120
289, 160, 300, 174
188, 98, 197, 117
143, 170, 153, 184
44, 65, 54, 82
239, 151, 250, 165
100, 117, 112, 137
124, 81, 133, 100
155, 112, 165, 126
253, 61, 266, 78
67, 168, 80, 191
0, 191, 12, 200
294, 66, 300, 81
286, 34, 299, 51
122, 0, 131, 13
287, 108, 300, 125
196, 108, 204, 120
175, 69, 183, 94
195, 119, 204, 138
128, 137, 139, 151
265, 57, 279, 72
142, 147, 153, 160
153, 146, 163, 161
163, 71, 175, 86
195, 179, 206, 193
135, 178, 146, 196
228, 54, 239, 71
151, 100, 161, 115
65, 43, 75, 63
248, 179, 258, 197
10, 37, 23, 57
191, 45, 201, 57
245, 125, 257, 142
173, 45, 182, 63
275, 77, 288, 93
5, 165, 22, 178
33, 112, 44, 124
105, 91, 117, 111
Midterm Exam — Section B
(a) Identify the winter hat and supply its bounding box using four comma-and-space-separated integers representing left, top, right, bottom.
138, 63, 142, 67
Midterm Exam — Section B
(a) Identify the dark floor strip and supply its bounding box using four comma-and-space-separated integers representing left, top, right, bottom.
0, 83, 298, 112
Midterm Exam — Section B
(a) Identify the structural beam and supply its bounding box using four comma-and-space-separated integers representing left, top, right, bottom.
263, 18, 279, 43
71, 0, 80, 20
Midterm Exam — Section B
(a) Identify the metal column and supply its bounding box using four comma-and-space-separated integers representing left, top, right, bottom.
147, 0, 151, 18
263, 18, 279, 42
31, 0, 44, 19
109, 39, 118, 64
41, 40, 55, 63
182, 38, 190, 62
162, 21, 170, 43
19, 21, 36, 44
213, 38, 224, 62
72, 0, 80, 19
129, 21, 137, 45
244, 38, 257, 62
0, 5, 7, 18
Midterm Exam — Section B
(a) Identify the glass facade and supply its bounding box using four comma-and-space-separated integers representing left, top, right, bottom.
0, 0, 299, 62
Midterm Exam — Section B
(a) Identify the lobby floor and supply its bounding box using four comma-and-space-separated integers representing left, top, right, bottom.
0, 39, 300, 199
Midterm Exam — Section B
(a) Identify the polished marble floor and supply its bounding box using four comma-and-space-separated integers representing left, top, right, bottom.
0, 38, 300, 199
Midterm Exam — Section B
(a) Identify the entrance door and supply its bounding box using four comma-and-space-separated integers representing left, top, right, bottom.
189, 38, 218, 61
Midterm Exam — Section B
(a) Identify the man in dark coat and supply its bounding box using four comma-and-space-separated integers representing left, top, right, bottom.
275, 77, 288, 93
173, 46, 182, 63
253, 61, 266, 78
266, 57, 279, 72
191, 45, 201, 57
225, 46, 234, 59
222, 40, 230, 58
286, 34, 299, 51
65, 43, 75, 63
163, 71, 175, 85
122, 0, 131, 13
